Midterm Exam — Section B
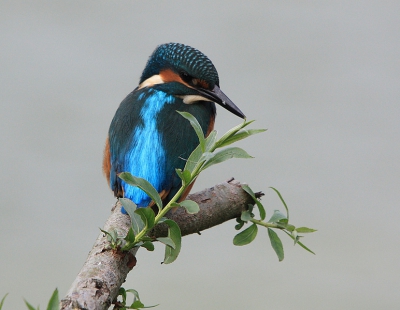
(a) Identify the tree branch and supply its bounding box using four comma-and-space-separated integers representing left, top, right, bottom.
60, 179, 254, 310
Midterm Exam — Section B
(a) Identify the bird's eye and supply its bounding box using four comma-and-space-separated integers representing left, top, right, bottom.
179, 71, 192, 84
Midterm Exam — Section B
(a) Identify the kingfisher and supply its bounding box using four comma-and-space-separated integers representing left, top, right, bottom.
103, 43, 245, 212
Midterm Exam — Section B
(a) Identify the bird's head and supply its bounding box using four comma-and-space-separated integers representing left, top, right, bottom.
138, 43, 245, 119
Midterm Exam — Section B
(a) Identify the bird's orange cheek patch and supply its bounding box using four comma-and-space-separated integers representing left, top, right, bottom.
194, 79, 209, 89
160, 69, 190, 87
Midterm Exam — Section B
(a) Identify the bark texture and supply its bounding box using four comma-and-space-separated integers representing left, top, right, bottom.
61, 179, 253, 310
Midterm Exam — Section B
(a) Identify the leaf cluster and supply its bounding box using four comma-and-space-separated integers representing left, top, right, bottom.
103, 112, 265, 264
24, 289, 59, 310
233, 186, 316, 261
113, 287, 157, 310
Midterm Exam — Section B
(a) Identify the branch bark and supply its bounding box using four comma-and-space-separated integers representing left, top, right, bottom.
60, 179, 253, 310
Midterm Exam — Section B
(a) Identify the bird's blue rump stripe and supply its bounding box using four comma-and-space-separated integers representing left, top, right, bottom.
122, 90, 174, 207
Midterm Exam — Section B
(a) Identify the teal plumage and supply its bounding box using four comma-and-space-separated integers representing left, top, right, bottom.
103, 43, 245, 211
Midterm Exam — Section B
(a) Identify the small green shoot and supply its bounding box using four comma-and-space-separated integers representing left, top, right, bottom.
24, 289, 59, 310
234, 186, 316, 261
114, 287, 158, 309
0, 294, 8, 310
100, 228, 122, 250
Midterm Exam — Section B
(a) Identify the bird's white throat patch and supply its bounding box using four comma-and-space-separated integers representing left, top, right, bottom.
181, 95, 212, 104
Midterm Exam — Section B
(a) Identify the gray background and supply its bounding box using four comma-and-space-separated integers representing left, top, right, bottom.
1, 1, 399, 309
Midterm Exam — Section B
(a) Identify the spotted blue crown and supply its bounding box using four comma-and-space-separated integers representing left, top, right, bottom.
140, 43, 220, 87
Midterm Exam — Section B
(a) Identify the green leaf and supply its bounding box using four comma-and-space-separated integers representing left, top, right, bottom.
296, 240, 316, 255
179, 200, 200, 214
119, 287, 127, 304
175, 169, 191, 186
235, 221, 245, 230
217, 129, 267, 148
175, 168, 184, 182
284, 231, 316, 254
205, 130, 218, 151
233, 223, 258, 246
24, 292, 63, 310
125, 288, 139, 299
200, 151, 213, 162
177, 111, 206, 152
111, 228, 119, 241
162, 219, 182, 264
215, 119, 254, 149
100, 228, 122, 248
135, 208, 155, 230
240, 210, 253, 222
124, 227, 135, 243
119, 198, 137, 215
131, 300, 145, 309
182, 130, 218, 177
270, 187, 289, 220
120, 198, 144, 236
292, 230, 299, 244
0, 294, 7, 310
125, 290, 159, 309
140, 241, 154, 251
137, 304, 159, 309
296, 227, 317, 233
247, 203, 254, 214
282, 223, 295, 232
131, 213, 145, 236
157, 217, 168, 223
235, 217, 245, 230
202, 147, 253, 171
267, 228, 284, 261
268, 210, 287, 223
24, 300, 37, 310
241, 184, 266, 220
184, 144, 203, 173
156, 237, 176, 249
46, 289, 59, 310
100, 228, 114, 242
119, 173, 163, 211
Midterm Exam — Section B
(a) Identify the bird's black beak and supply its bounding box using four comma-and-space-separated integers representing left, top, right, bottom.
196, 85, 245, 119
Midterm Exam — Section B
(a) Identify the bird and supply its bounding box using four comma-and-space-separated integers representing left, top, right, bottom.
103, 43, 245, 212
